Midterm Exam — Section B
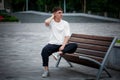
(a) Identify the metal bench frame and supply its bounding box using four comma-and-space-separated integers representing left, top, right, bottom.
55, 33, 117, 80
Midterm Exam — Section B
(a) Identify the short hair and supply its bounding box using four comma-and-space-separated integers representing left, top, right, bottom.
52, 7, 63, 13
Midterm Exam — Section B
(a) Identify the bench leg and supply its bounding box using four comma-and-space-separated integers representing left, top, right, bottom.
96, 67, 112, 80
96, 68, 102, 80
56, 56, 62, 67
104, 67, 112, 78
55, 56, 73, 67
64, 59, 73, 67
96, 65, 104, 80
96, 65, 112, 80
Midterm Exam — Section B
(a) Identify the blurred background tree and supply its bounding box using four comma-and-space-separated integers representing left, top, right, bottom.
9, 0, 120, 18
11, 0, 25, 11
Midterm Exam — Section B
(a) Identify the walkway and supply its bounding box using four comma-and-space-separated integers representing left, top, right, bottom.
0, 23, 120, 80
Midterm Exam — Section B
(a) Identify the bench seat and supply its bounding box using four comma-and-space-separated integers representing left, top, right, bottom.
56, 33, 117, 80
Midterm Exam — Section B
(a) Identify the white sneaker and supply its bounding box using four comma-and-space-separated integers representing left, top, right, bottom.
42, 70, 49, 78
52, 52, 60, 60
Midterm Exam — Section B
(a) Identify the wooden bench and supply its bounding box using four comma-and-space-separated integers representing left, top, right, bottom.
56, 33, 117, 80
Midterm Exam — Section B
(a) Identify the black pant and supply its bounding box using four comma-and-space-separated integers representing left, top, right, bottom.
41, 43, 77, 66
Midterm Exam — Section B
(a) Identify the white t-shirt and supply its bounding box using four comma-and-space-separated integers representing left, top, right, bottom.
48, 19, 71, 45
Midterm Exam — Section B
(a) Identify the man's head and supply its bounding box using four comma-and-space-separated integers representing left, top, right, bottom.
52, 7, 63, 20
52, 7, 63, 13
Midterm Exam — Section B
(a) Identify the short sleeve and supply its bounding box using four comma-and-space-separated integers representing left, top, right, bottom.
64, 22, 71, 36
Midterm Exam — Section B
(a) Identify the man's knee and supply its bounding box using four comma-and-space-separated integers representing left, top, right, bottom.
41, 46, 50, 57
69, 43, 78, 48
41, 44, 56, 57
69, 43, 78, 53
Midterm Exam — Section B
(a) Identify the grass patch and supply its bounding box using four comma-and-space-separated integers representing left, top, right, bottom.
116, 39, 120, 43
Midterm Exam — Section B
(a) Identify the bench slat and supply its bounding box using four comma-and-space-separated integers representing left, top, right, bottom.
69, 37, 111, 46
76, 48, 105, 58
76, 43, 108, 52
71, 34, 113, 41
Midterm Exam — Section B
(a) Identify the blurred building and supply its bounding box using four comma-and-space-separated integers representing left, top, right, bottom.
0, 0, 11, 13
0, 0, 4, 10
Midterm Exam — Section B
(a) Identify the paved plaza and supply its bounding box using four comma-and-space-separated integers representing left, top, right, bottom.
0, 22, 120, 80
0, 11, 120, 80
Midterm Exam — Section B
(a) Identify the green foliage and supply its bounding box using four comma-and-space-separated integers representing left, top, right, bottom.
36, 0, 45, 11
87, 0, 107, 12
13, 0, 25, 4
116, 39, 120, 43
0, 13, 19, 22
11, 0, 26, 12
10, 0, 120, 18
11, 0, 120, 13
67, 0, 82, 12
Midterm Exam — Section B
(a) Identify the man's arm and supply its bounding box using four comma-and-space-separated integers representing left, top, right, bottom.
45, 14, 54, 26
59, 36, 70, 51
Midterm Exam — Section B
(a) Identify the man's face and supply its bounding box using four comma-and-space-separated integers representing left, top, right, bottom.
54, 10, 63, 19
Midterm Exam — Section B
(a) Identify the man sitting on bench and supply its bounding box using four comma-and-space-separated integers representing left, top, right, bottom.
41, 7, 77, 78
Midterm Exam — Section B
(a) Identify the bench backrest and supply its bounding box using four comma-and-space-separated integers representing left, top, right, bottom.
68, 33, 115, 64
57, 33, 116, 79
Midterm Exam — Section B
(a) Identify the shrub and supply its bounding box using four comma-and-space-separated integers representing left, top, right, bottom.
0, 13, 19, 22
116, 39, 120, 43
0, 16, 4, 21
